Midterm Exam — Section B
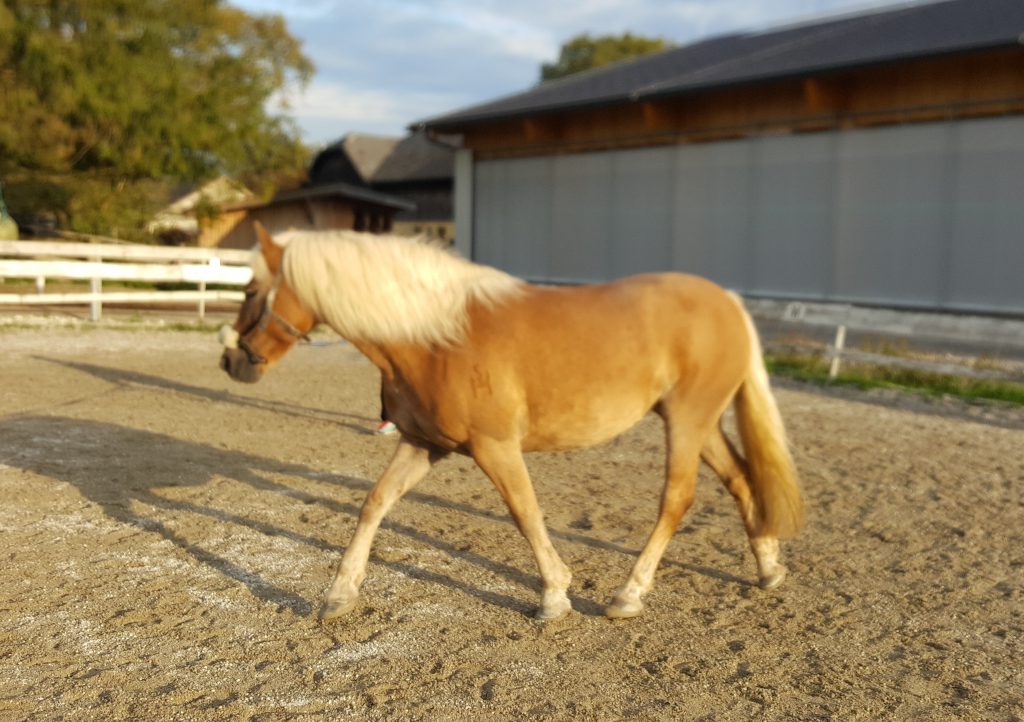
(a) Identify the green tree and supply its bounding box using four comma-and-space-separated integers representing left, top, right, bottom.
0, 0, 313, 239
541, 32, 672, 82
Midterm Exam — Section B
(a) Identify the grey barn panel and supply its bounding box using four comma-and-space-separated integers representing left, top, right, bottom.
833, 124, 951, 305
671, 140, 751, 288
474, 157, 552, 279
608, 147, 674, 276
948, 118, 1024, 314
472, 161, 508, 271
472, 116, 1024, 314
550, 153, 614, 282
748, 134, 836, 298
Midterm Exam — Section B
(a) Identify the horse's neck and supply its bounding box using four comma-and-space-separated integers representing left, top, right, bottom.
349, 338, 432, 386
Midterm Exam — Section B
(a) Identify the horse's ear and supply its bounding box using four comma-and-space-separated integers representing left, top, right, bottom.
254, 221, 282, 274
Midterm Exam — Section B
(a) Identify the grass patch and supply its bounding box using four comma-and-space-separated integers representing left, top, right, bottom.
766, 351, 1024, 406
114, 320, 224, 333
0, 315, 223, 334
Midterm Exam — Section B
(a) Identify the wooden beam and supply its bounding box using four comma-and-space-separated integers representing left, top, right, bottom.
0, 259, 252, 284
0, 240, 252, 264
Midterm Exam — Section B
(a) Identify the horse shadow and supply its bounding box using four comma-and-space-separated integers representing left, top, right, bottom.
0, 414, 610, 617
35, 356, 378, 435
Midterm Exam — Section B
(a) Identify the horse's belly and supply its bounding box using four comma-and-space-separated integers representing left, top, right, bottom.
520, 387, 656, 451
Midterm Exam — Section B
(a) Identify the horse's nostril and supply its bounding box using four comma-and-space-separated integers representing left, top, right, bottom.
219, 354, 230, 372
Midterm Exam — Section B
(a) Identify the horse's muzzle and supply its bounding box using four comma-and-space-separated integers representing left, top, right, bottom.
220, 347, 263, 384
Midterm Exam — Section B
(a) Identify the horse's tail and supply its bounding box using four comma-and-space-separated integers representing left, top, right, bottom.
730, 294, 804, 538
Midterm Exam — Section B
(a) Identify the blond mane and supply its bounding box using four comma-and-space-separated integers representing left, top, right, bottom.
261, 229, 523, 346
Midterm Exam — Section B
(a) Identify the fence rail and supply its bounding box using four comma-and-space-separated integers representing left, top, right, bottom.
0, 240, 253, 321
749, 299, 1024, 383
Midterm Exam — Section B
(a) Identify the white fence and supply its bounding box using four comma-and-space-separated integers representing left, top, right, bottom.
0, 240, 253, 321
748, 299, 1024, 382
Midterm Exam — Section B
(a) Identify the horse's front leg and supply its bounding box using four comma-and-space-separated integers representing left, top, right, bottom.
471, 437, 573, 621
320, 438, 445, 622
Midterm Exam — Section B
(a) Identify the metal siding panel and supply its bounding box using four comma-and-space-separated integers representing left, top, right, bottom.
748, 134, 835, 297
474, 157, 552, 278
550, 153, 614, 281
453, 148, 474, 258
503, 157, 553, 279
671, 141, 751, 289
948, 117, 1024, 313
472, 161, 505, 269
833, 125, 949, 305
474, 116, 1023, 314
609, 147, 673, 276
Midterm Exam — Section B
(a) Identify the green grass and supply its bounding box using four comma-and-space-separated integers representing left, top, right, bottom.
766, 351, 1024, 406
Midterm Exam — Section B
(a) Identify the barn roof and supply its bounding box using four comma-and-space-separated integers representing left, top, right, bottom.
419, 0, 1024, 131
373, 132, 459, 184
223, 181, 414, 213
337, 134, 402, 183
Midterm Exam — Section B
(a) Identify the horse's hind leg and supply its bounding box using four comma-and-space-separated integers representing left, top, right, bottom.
700, 427, 786, 589
471, 437, 572, 621
320, 438, 445, 621
607, 416, 703, 619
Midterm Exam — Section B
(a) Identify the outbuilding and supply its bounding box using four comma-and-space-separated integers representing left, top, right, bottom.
421, 0, 1024, 315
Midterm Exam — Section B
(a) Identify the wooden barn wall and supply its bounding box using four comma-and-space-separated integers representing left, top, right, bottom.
208, 201, 360, 250
461, 48, 1024, 159
471, 115, 1024, 315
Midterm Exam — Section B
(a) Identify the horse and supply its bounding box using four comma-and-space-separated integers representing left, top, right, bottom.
219, 223, 803, 622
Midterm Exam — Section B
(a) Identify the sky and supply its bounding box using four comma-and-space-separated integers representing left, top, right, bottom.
233, 0, 915, 147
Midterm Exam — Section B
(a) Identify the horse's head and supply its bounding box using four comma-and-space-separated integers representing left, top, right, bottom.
219, 223, 315, 383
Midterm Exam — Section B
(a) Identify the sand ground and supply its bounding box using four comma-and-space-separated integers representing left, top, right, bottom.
0, 326, 1021, 720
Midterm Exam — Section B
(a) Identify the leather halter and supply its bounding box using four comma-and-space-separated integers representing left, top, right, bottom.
237, 275, 309, 365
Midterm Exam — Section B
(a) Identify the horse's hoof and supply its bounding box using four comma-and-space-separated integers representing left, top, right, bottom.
318, 597, 358, 622
758, 566, 787, 590
535, 597, 572, 621
605, 596, 644, 619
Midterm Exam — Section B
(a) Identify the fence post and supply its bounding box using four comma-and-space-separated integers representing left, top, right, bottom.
829, 324, 847, 380
89, 255, 101, 322
200, 257, 220, 322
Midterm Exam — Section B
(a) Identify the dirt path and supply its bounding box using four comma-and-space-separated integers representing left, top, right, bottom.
0, 327, 1021, 720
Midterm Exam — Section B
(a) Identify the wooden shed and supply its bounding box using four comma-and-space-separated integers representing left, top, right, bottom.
199, 182, 414, 250
421, 0, 1024, 315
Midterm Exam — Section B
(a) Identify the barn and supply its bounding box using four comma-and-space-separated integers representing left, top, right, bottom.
420, 0, 1024, 316
309, 131, 458, 245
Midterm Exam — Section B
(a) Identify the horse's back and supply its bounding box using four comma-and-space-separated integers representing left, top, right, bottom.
493, 272, 747, 358
460, 272, 751, 450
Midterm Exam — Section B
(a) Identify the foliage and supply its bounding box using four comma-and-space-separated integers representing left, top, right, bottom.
3, 173, 174, 238
0, 0, 313, 239
541, 32, 672, 81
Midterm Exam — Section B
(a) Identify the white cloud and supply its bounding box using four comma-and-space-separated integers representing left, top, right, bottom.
234, 0, 913, 144
278, 79, 470, 140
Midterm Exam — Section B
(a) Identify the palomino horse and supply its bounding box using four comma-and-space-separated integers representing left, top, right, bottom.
219, 224, 803, 621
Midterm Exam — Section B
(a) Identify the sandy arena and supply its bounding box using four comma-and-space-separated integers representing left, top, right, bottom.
0, 325, 1021, 720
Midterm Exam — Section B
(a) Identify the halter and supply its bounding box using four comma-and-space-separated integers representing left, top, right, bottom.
221, 272, 309, 366
256, 282, 310, 341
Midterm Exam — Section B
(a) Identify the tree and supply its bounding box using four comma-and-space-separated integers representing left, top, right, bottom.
0, 0, 313, 238
541, 32, 672, 82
